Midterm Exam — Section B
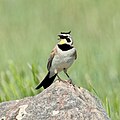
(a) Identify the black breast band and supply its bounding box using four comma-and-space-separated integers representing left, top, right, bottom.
58, 44, 73, 51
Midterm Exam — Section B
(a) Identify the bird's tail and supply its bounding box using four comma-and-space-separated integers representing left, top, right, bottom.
35, 71, 57, 89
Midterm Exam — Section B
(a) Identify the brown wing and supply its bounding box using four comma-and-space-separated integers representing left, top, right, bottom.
74, 49, 77, 60
70, 49, 77, 60
47, 46, 57, 71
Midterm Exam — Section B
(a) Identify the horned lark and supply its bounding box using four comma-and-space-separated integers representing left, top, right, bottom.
35, 31, 77, 89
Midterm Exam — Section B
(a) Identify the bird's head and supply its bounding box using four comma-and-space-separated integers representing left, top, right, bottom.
58, 31, 73, 46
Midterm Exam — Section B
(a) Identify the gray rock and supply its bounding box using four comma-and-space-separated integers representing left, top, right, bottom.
0, 80, 110, 120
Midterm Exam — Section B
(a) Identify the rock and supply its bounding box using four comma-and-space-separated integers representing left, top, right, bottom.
0, 80, 110, 120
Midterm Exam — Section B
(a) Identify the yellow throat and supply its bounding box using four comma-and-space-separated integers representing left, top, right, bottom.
59, 39, 66, 45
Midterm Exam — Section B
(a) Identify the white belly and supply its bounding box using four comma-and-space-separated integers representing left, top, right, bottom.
50, 48, 76, 73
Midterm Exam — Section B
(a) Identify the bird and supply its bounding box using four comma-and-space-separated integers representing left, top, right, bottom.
35, 31, 77, 89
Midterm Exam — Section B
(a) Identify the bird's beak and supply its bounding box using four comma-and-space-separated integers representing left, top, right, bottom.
58, 34, 62, 37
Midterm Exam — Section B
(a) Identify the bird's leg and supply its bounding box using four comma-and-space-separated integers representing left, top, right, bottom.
57, 75, 62, 80
54, 69, 62, 82
63, 68, 71, 80
57, 74, 66, 83
63, 68, 74, 85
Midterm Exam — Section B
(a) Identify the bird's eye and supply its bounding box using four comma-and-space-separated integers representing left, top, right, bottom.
60, 36, 65, 39
66, 37, 71, 42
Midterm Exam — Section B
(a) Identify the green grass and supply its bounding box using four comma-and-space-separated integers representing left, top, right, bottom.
0, 0, 120, 119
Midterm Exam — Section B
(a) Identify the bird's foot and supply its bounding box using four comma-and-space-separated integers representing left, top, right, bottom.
68, 79, 75, 86
58, 79, 68, 83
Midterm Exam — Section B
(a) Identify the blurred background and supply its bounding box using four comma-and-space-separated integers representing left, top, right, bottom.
0, 0, 120, 119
